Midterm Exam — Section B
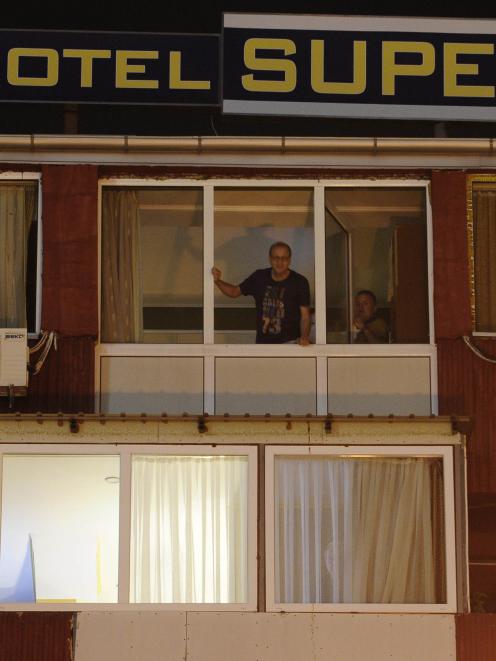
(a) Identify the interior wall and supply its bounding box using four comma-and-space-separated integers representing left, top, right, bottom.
0, 455, 119, 603
141, 225, 203, 305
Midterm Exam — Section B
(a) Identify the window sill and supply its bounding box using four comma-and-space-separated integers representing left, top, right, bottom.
0, 602, 257, 612
97, 343, 436, 357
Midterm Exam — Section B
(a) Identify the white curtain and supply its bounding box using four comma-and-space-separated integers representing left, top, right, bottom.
275, 456, 444, 604
0, 184, 36, 327
101, 190, 143, 342
131, 455, 248, 604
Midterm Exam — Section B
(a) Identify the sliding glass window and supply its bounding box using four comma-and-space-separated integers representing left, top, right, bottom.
266, 446, 455, 612
101, 187, 203, 343
0, 446, 256, 609
214, 187, 314, 344
325, 187, 429, 344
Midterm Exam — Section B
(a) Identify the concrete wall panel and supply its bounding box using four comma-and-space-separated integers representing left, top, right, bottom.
74, 611, 186, 661
328, 356, 431, 415
186, 612, 455, 661
215, 357, 316, 415
100, 356, 204, 414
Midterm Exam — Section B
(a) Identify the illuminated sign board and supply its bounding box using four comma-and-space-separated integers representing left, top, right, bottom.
223, 13, 496, 121
2, 15, 496, 121
0, 30, 219, 105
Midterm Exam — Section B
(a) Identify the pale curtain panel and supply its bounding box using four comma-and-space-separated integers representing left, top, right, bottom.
474, 189, 496, 332
101, 190, 143, 342
0, 184, 36, 327
130, 455, 248, 603
274, 456, 445, 605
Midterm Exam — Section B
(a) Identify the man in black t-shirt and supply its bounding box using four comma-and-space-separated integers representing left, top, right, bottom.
212, 242, 311, 345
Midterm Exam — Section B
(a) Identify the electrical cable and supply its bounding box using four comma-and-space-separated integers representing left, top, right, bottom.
29, 330, 58, 375
462, 335, 496, 364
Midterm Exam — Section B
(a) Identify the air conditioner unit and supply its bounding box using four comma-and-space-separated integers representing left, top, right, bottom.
0, 329, 28, 388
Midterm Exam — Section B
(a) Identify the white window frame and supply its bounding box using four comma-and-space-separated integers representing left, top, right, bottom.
265, 444, 457, 614
96, 178, 437, 415
0, 444, 258, 612
0, 172, 42, 337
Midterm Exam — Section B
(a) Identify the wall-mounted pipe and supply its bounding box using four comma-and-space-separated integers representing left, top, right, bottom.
0, 134, 493, 156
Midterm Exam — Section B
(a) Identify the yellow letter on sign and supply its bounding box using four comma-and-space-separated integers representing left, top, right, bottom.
382, 42, 435, 96
63, 50, 112, 88
115, 51, 159, 89
444, 43, 495, 98
7, 48, 59, 86
311, 40, 366, 95
169, 52, 211, 89
242, 38, 296, 93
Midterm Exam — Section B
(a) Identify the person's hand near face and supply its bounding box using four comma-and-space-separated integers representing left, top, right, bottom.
353, 292, 376, 331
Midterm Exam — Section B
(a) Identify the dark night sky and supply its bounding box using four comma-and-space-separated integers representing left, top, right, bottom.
1, 1, 496, 137
3, 1, 495, 31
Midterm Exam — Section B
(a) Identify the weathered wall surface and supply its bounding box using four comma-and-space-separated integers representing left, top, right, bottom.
0, 612, 73, 661
432, 170, 496, 613
456, 614, 496, 661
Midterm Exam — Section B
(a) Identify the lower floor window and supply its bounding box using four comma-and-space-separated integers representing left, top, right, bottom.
266, 446, 455, 611
0, 443, 456, 612
0, 454, 120, 604
130, 454, 248, 603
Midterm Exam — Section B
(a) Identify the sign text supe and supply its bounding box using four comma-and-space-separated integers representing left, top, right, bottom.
222, 13, 496, 121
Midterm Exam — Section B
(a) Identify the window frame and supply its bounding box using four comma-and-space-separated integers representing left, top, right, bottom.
0, 444, 258, 612
467, 174, 496, 337
0, 172, 42, 337
264, 444, 457, 614
97, 178, 436, 415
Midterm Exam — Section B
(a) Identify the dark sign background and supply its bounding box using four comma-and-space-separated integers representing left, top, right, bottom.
0, 30, 219, 105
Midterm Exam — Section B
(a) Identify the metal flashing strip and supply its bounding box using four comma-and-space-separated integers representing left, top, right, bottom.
0, 135, 494, 156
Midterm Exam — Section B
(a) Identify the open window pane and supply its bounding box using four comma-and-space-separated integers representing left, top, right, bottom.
325, 187, 429, 344
273, 454, 446, 605
130, 454, 248, 603
101, 187, 203, 344
0, 455, 120, 604
214, 188, 314, 344
325, 209, 350, 343
0, 182, 39, 333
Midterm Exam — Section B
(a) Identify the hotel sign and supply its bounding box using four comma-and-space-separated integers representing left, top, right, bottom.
0, 30, 219, 105
2, 15, 496, 121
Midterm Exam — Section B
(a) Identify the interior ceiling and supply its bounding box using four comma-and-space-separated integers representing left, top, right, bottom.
326, 188, 425, 230
139, 188, 425, 229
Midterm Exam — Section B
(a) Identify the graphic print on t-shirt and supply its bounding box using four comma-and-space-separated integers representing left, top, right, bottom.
262, 284, 286, 336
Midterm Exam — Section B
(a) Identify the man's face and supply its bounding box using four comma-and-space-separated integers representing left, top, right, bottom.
355, 293, 376, 321
270, 246, 291, 276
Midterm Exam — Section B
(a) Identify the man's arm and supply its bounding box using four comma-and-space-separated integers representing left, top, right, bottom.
298, 306, 311, 346
211, 267, 241, 298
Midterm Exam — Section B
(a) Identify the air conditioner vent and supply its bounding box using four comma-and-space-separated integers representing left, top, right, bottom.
0, 328, 28, 387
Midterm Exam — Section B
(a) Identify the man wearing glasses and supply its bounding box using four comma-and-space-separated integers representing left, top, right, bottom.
212, 241, 311, 345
